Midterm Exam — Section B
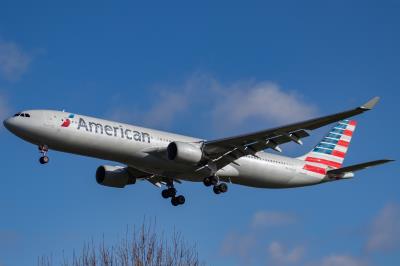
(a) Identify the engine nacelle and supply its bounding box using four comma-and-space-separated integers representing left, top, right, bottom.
96, 165, 136, 188
167, 141, 203, 165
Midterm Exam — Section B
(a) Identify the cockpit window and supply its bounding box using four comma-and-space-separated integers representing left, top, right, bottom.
14, 112, 31, 118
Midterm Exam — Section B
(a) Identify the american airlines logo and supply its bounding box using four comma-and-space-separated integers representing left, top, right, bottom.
62, 114, 151, 143
61, 114, 74, 127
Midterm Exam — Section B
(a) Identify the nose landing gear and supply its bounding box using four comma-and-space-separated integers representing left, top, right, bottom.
161, 179, 185, 206
38, 144, 49, 164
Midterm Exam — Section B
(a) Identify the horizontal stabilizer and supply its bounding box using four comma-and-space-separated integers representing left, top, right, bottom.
327, 159, 394, 175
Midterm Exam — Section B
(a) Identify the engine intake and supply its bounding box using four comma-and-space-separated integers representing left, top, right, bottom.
167, 141, 203, 165
96, 165, 136, 188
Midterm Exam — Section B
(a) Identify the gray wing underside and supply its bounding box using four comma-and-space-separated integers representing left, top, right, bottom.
127, 166, 181, 188
201, 97, 380, 170
127, 166, 161, 187
127, 166, 153, 179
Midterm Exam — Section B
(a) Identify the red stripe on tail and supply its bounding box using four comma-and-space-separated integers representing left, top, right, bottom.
303, 164, 326, 175
305, 157, 342, 168
337, 140, 349, 147
332, 150, 346, 158
343, 130, 353, 136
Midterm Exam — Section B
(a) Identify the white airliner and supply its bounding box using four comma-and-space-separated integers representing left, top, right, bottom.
3, 97, 393, 206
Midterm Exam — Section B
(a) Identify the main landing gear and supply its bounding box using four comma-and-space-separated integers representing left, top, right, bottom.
38, 144, 49, 164
161, 179, 185, 206
203, 176, 228, 194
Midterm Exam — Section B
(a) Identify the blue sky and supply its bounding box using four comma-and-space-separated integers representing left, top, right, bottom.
0, 1, 399, 265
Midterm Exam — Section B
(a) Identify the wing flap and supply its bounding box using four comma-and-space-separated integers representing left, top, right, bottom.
196, 129, 310, 171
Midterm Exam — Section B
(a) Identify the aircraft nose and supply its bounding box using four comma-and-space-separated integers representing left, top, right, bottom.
3, 117, 11, 130
3, 117, 17, 132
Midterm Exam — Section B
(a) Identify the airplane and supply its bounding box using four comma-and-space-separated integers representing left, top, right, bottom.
3, 97, 393, 206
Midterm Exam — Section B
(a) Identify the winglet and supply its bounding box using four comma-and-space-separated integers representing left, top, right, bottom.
360, 96, 380, 110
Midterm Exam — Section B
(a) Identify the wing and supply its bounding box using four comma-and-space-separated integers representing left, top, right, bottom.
200, 97, 380, 171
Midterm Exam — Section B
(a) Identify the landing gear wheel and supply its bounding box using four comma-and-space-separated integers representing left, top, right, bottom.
171, 195, 185, 206
176, 195, 185, 205
39, 156, 49, 164
213, 185, 221, 194
162, 188, 176, 198
171, 197, 179, 206
218, 183, 228, 193
203, 177, 212, 187
167, 187, 177, 197
162, 178, 184, 206
210, 176, 218, 185
161, 189, 170, 199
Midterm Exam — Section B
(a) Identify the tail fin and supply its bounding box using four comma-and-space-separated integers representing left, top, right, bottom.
299, 119, 357, 170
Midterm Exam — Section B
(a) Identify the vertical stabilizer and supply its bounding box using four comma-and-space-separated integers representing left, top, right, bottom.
299, 120, 357, 173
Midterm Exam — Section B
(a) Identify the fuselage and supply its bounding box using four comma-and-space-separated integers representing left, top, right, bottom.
3, 110, 326, 188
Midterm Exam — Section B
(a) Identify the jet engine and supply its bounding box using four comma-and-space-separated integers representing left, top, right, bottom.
167, 141, 203, 165
95, 165, 136, 188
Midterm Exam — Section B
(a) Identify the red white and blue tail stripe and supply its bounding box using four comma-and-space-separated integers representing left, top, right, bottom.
300, 120, 357, 175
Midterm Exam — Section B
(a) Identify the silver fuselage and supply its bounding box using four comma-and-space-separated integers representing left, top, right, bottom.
3, 110, 325, 188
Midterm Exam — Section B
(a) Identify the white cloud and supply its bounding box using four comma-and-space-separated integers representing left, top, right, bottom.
0, 40, 32, 81
251, 210, 297, 229
220, 210, 299, 264
107, 73, 216, 128
366, 203, 400, 252
212, 82, 317, 130
108, 73, 317, 132
319, 255, 367, 266
141, 91, 188, 128
268, 241, 305, 264
108, 92, 188, 129
220, 232, 257, 262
